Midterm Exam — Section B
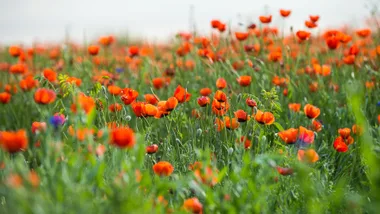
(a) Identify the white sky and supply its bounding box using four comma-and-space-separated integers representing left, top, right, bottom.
0, 0, 372, 45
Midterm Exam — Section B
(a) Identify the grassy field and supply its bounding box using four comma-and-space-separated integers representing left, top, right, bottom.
1, 11, 380, 213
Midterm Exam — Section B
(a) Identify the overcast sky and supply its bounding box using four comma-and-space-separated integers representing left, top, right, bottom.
0, 0, 372, 45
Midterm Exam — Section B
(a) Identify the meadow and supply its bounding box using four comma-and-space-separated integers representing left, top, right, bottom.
1, 9, 380, 213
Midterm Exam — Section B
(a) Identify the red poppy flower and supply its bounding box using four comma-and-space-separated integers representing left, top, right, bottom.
234, 109, 250, 122
288, 103, 301, 112
305, 20, 318, 28
259, 15, 272, 24
88, 45, 100, 56
43, 68, 57, 82
110, 127, 135, 149
214, 90, 227, 102
235, 32, 249, 41
165, 97, 179, 111
153, 161, 174, 176
224, 117, 240, 130
309, 15, 319, 23
279, 9, 291, 17
152, 77, 165, 89
197, 96, 210, 107
299, 126, 315, 144
333, 136, 348, 152
276, 166, 294, 176
9, 46, 22, 57
144, 94, 159, 105
246, 98, 257, 108
237, 76, 252, 87
173, 85, 191, 103
200, 88, 212, 96
0, 92, 11, 104
34, 88, 56, 104
338, 128, 351, 139
296, 31, 311, 41
146, 144, 158, 154
0, 129, 28, 153
120, 88, 139, 105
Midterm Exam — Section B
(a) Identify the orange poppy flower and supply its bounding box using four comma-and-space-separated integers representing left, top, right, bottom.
296, 31, 311, 41
215, 118, 225, 131
110, 127, 135, 149
356, 29, 371, 38
127, 46, 139, 57
98, 36, 113, 46
143, 104, 158, 117
268, 51, 282, 62
197, 96, 210, 107
340, 34, 352, 44
109, 103, 123, 112
278, 128, 298, 144
312, 119, 323, 132
235, 32, 249, 41
309, 82, 319, 92
120, 88, 139, 105
288, 103, 301, 112
305, 20, 317, 28
43, 68, 57, 82
313, 64, 331, 76
144, 94, 159, 105
200, 88, 212, 96
338, 128, 351, 139
31, 122, 47, 134
108, 85, 122, 95
88, 45, 100, 56
365, 81, 375, 89
152, 77, 165, 89
299, 126, 315, 144
146, 144, 158, 154
218, 23, 226, 32
304, 104, 320, 119
9, 46, 22, 57
9, 63, 27, 74
34, 88, 56, 104
234, 109, 249, 122
0, 92, 11, 104
6, 174, 23, 188
214, 90, 227, 102
165, 97, 179, 111
246, 98, 257, 108
216, 78, 227, 89
297, 149, 319, 163
173, 85, 191, 103
76, 93, 96, 114
255, 110, 275, 125
224, 117, 240, 130
333, 136, 348, 152
193, 165, 219, 186
352, 124, 363, 136
20, 75, 38, 91
237, 76, 251, 87
183, 198, 203, 214
309, 15, 319, 23
259, 15, 272, 24
279, 9, 291, 17
153, 161, 174, 176
0, 129, 28, 153
211, 99, 230, 116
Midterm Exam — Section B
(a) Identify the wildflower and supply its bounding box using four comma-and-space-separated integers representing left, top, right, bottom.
88, 45, 100, 56
0, 129, 28, 153
183, 198, 203, 214
288, 103, 301, 112
146, 144, 158, 154
278, 128, 298, 144
173, 85, 191, 103
0, 92, 11, 104
259, 15, 272, 24
153, 161, 174, 176
304, 104, 320, 119
34, 88, 56, 104
200, 88, 212, 96
237, 76, 252, 87
279, 9, 291, 17
197, 96, 210, 107
255, 110, 275, 125
120, 88, 139, 105
297, 149, 319, 163
110, 127, 136, 149
216, 78, 227, 89
234, 109, 250, 122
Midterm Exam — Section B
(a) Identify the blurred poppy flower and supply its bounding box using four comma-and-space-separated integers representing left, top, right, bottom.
0, 92, 11, 104
338, 128, 351, 139
352, 124, 363, 135
108, 85, 122, 95
10, 63, 27, 74
144, 94, 159, 105
309, 15, 320, 23
296, 31, 311, 41
9, 46, 22, 57
305, 20, 318, 28
288, 103, 301, 112
299, 126, 315, 144
88, 45, 99, 56
276, 166, 294, 176
0, 129, 28, 153
235, 32, 249, 41
34, 88, 56, 104
153, 161, 174, 176
165, 97, 179, 111
279, 9, 291, 17
110, 127, 135, 149
146, 144, 158, 154
109, 103, 123, 112
237, 76, 252, 87
234, 109, 250, 122
152, 77, 165, 90
31, 122, 47, 134
183, 198, 203, 214
224, 117, 240, 130
356, 29, 371, 38
200, 88, 212, 96
297, 149, 319, 163
43, 68, 57, 83
246, 98, 257, 108
259, 15, 272, 24
214, 90, 227, 102
312, 120, 323, 132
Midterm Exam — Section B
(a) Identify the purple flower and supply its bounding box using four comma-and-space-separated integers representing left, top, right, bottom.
49, 114, 65, 128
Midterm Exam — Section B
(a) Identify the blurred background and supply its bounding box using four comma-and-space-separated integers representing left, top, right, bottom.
0, 0, 373, 45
